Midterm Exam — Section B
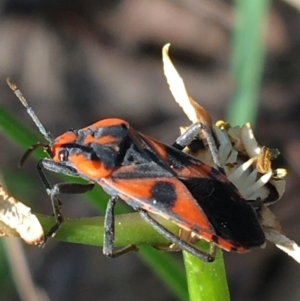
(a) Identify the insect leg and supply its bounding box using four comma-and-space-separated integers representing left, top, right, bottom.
103, 196, 138, 258
172, 122, 224, 172
37, 159, 94, 246
138, 210, 216, 262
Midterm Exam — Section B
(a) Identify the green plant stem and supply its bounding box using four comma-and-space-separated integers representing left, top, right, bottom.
38, 213, 189, 300
183, 243, 230, 301
38, 213, 178, 247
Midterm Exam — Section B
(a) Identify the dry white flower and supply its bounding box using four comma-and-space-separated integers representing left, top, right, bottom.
162, 43, 299, 263
0, 185, 43, 245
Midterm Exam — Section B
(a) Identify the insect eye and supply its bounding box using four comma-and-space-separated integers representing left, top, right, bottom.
58, 149, 69, 162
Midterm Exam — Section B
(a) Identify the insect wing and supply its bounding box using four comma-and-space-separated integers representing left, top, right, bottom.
120, 130, 265, 250
102, 174, 218, 243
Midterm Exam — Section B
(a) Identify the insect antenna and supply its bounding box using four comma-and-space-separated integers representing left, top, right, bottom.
6, 78, 54, 144
19, 142, 52, 167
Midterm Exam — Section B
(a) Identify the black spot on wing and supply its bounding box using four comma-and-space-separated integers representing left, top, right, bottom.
150, 181, 177, 208
181, 178, 265, 247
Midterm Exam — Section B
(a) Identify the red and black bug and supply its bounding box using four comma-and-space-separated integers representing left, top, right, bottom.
7, 78, 265, 262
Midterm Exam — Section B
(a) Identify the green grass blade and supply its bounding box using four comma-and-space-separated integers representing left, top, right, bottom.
0, 104, 42, 148
228, 0, 272, 126
139, 246, 188, 301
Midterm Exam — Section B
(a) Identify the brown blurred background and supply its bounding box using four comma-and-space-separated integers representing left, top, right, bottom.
1, 0, 300, 300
